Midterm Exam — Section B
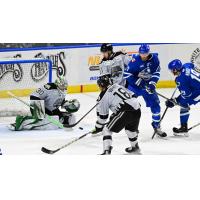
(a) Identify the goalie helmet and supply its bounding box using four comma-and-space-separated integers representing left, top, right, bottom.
62, 99, 80, 113
55, 76, 68, 91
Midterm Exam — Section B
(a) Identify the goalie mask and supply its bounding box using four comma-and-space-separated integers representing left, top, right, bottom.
55, 76, 68, 91
62, 99, 80, 113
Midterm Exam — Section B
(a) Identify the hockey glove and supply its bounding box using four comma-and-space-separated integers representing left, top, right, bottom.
146, 83, 156, 94
62, 99, 80, 113
165, 98, 177, 108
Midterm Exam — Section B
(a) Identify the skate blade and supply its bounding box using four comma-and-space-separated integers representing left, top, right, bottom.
156, 135, 168, 140
123, 150, 142, 155
173, 132, 189, 137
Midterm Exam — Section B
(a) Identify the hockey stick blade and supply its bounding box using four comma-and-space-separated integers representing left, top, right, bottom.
41, 131, 92, 154
152, 87, 178, 139
41, 147, 59, 154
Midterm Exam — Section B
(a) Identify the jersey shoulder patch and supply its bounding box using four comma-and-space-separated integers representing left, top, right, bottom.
183, 67, 191, 76
44, 83, 57, 90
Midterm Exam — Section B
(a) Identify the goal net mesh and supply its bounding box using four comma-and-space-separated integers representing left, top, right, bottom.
0, 59, 53, 122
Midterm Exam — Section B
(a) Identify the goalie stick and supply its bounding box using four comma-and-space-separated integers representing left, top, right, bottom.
41, 131, 91, 154
63, 103, 98, 128
151, 87, 178, 139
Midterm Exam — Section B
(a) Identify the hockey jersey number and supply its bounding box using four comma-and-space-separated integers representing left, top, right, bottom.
113, 88, 131, 100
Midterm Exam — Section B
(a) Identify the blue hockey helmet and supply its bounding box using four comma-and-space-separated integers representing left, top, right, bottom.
139, 44, 150, 54
168, 59, 183, 71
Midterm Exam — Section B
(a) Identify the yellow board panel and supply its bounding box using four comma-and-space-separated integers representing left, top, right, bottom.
0, 80, 176, 98
157, 80, 176, 88
0, 89, 35, 98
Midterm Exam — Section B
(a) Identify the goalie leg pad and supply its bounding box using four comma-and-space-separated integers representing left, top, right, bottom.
12, 115, 60, 131
30, 100, 45, 120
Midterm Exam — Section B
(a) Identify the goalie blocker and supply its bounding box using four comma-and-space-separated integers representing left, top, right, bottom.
10, 76, 80, 131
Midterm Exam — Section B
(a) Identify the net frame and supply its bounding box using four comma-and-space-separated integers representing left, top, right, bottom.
0, 59, 53, 117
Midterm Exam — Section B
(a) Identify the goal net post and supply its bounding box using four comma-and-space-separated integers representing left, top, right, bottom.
0, 59, 53, 118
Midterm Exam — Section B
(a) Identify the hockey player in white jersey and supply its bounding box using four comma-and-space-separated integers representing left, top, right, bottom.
99, 43, 131, 85
92, 75, 141, 155
10, 76, 80, 131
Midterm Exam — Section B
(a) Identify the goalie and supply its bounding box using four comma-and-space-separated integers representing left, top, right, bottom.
10, 76, 80, 131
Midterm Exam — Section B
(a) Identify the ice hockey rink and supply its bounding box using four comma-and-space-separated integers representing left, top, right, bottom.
0, 88, 200, 155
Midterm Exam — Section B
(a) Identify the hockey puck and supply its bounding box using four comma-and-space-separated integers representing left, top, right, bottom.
79, 127, 83, 130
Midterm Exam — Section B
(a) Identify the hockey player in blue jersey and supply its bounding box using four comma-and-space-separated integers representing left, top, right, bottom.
165, 59, 200, 136
124, 44, 167, 137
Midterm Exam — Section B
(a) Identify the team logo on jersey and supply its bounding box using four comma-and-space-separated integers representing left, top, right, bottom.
31, 52, 67, 82
147, 62, 151, 67
191, 48, 200, 68
0, 54, 23, 82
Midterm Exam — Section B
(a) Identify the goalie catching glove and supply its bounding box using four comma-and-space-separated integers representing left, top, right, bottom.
62, 99, 80, 113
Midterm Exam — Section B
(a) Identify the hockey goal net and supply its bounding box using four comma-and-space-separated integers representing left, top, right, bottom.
0, 59, 53, 122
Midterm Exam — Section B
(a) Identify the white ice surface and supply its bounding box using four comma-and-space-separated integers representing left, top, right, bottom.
1, 88, 200, 155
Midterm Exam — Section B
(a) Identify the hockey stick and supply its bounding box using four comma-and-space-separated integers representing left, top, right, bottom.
156, 92, 186, 109
151, 87, 178, 139
63, 103, 98, 128
188, 122, 200, 131
41, 131, 91, 154
7, 91, 64, 129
